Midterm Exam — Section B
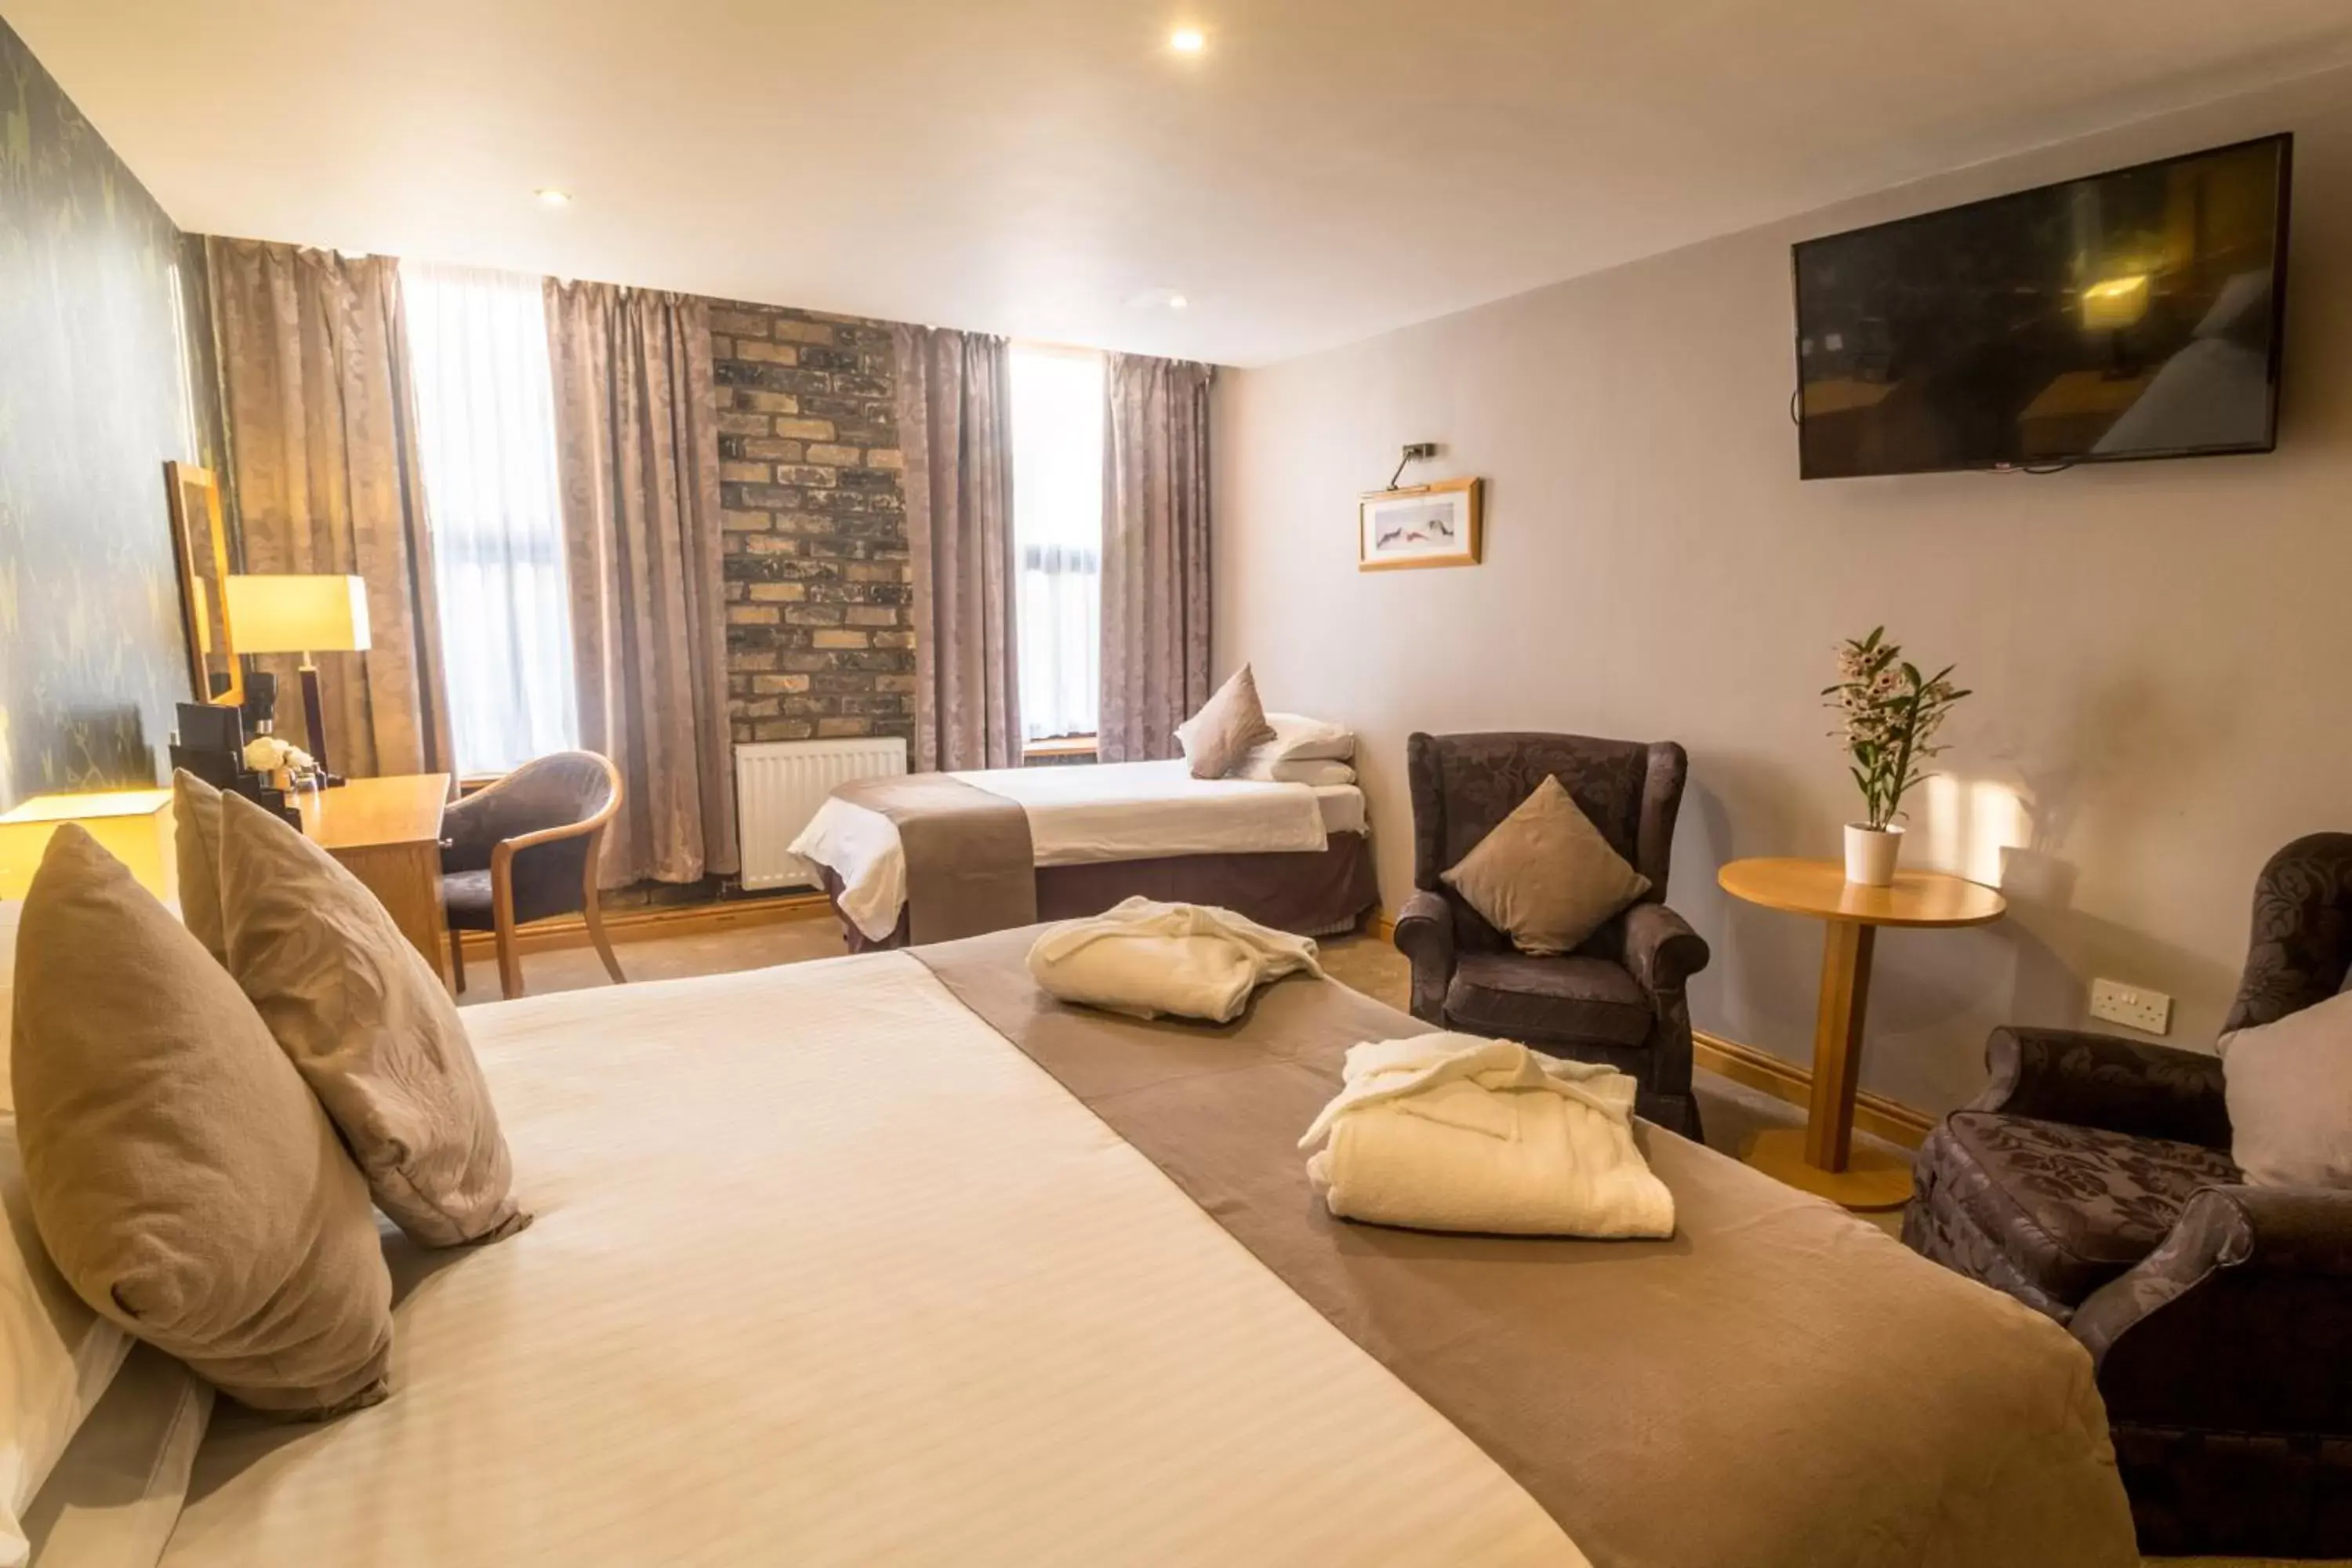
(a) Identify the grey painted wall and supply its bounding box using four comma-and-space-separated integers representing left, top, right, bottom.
1214, 64, 2352, 1112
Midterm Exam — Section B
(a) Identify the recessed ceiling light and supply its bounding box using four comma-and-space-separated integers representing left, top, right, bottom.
535, 188, 572, 209
1169, 27, 1206, 53
1166, 293, 1189, 310
1125, 287, 1194, 311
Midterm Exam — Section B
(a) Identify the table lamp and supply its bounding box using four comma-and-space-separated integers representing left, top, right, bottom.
223, 574, 371, 786
0, 789, 177, 901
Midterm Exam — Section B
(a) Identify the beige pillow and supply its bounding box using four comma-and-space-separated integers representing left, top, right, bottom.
2220, 989, 2352, 1189
217, 792, 527, 1248
1441, 776, 1652, 955
10, 826, 392, 1417
171, 770, 227, 964
1181, 665, 1278, 779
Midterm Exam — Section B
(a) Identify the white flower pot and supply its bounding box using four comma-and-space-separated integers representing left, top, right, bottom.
1844, 823, 1904, 887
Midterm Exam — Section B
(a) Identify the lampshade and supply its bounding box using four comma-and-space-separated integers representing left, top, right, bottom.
223, 574, 372, 655
0, 789, 178, 901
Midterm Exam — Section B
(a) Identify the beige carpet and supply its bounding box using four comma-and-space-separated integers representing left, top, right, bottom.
466, 915, 2326, 1568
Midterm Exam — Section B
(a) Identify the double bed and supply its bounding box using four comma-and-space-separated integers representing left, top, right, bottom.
118, 928, 2134, 1567
793, 757, 1379, 949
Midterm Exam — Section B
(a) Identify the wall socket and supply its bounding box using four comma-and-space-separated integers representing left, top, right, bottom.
2089, 978, 2173, 1036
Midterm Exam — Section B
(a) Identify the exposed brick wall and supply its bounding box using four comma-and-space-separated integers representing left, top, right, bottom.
711, 303, 914, 746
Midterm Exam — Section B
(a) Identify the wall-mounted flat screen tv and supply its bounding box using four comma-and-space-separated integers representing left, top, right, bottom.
1792, 134, 2291, 479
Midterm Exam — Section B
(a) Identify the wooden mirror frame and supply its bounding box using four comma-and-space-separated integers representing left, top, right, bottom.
165, 461, 241, 706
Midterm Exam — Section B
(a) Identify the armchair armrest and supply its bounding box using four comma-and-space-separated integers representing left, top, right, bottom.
1621, 902, 1710, 998
1971, 1025, 2230, 1149
1392, 889, 1455, 1025
2071, 1185, 2352, 1436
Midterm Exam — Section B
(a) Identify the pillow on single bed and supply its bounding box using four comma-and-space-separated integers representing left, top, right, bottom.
10, 826, 392, 1417
170, 770, 227, 964
1230, 756, 1357, 788
1440, 776, 1650, 956
1178, 665, 1279, 779
1256, 712, 1356, 764
3, 1120, 131, 1568
2220, 989, 2352, 1189
216, 792, 528, 1249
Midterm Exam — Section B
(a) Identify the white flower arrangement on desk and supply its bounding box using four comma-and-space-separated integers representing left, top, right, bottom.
243, 734, 318, 779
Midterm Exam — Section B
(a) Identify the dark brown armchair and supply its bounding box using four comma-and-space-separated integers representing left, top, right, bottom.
1393, 732, 1711, 1138
1904, 833, 2352, 1557
441, 750, 625, 1000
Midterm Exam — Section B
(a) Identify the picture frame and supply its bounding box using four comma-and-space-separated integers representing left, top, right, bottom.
1358, 477, 1483, 571
165, 460, 243, 706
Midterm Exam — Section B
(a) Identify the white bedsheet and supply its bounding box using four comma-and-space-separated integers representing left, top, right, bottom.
162, 955, 1581, 1568
793, 758, 1363, 941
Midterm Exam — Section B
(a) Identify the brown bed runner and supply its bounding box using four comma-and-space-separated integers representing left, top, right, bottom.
913, 927, 2136, 1568
834, 774, 1035, 944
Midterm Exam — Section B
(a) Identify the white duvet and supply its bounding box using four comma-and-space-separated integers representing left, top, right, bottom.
160, 954, 1582, 1568
793, 758, 1363, 941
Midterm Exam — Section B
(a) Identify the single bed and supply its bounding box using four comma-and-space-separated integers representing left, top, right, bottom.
129, 928, 2134, 1568
793, 757, 1379, 949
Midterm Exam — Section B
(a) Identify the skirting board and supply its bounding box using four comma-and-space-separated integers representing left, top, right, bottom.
456, 891, 834, 961
1363, 910, 1933, 1149
1692, 1031, 1935, 1150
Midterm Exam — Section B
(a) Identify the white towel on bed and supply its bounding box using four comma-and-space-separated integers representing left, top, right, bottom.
1299, 1034, 1675, 1238
1026, 898, 1323, 1022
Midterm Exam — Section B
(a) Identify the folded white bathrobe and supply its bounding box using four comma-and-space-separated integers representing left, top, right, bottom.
1026, 898, 1324, 1022
1300, 1034, 1675, 1238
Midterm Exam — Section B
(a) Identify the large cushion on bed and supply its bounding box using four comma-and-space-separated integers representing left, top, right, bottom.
1440, 776, 1650, 955
1444, 953, 1653, 1048
1179, 665, 1277, 779
9, 826, 392, 1417
171, 771, 227, 965
1926, 1111, 2240, 1311
217, 793, 526, 1249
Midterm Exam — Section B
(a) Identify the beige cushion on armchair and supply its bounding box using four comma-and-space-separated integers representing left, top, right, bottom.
217, 792, 528, 1249
9, 826, 392, 1417
2221, 988, 2352, 1189
1441, 776, 1652, 955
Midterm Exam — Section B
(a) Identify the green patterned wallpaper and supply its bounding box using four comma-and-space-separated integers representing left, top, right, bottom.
0, 16, 216, 811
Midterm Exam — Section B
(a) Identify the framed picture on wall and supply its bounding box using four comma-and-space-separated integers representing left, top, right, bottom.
1358, 477, 1483, 571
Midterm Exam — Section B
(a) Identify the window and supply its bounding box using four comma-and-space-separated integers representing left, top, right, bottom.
1008, 344, 1105, 742
401, 262, 578, 774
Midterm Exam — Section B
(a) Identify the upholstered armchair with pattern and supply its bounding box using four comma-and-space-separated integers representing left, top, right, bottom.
1392, 732, 1710, 1138
1904, 833, 2352, 1557
441, 751, 625, 1001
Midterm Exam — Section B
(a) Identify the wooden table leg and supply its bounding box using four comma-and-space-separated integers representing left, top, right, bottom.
1806, 919, 1874, 1171
1744, 916, 1914, 1210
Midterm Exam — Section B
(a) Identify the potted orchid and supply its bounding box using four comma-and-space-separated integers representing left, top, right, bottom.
1823, 627, 1969, 886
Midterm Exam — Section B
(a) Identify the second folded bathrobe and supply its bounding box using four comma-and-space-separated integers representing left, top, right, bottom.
1300, 1034, 1676, 1238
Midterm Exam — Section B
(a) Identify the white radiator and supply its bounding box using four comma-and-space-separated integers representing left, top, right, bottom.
735, 737, 908, 890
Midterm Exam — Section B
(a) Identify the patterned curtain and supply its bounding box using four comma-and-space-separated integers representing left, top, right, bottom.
893, 325, 1021, 771
543, 280, 738, 885
205, 238, 453, 779
1097, 354, 1214, 763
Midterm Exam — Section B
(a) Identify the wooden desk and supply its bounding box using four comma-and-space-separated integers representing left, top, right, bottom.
297, 774, 454, 993
1718, 858, 2006, 1210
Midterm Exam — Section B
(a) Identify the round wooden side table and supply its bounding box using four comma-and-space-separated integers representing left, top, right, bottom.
1716, 858, 2006, 1210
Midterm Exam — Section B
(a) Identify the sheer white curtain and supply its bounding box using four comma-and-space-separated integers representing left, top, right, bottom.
1009, 344, 1105, 742
401, 261, 578, 774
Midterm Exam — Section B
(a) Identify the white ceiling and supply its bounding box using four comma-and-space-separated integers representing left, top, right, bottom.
13, 0, 2352, 365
